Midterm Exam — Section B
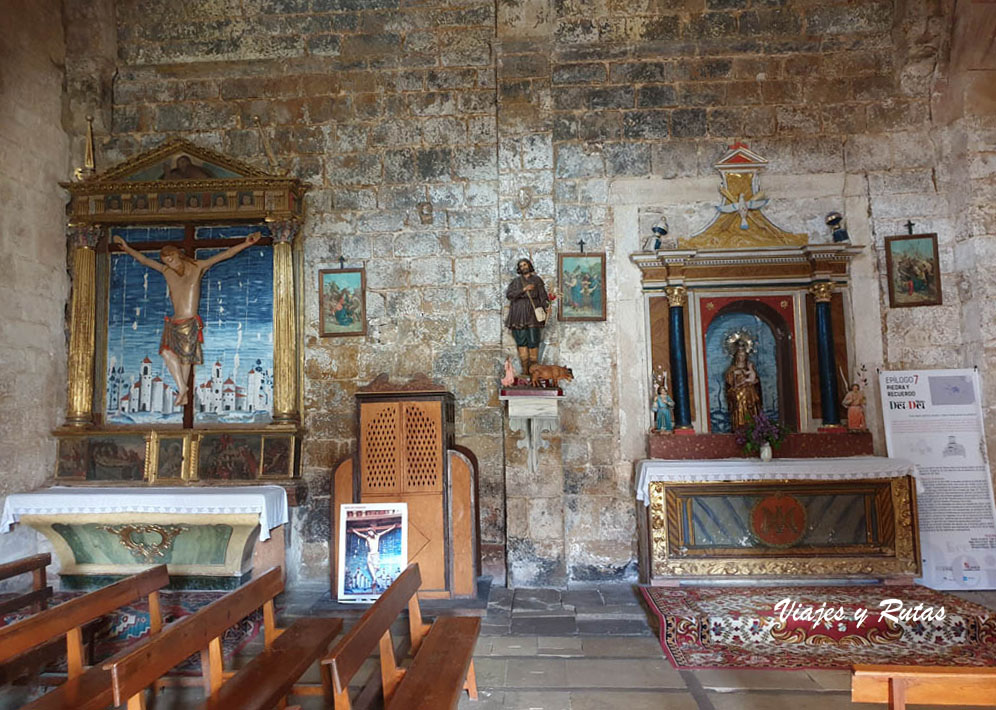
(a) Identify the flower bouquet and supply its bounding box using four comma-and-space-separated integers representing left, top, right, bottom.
734, 412, 787, 458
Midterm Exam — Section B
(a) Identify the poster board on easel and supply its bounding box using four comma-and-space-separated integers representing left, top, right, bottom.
337, 503, 407, 603
880, 368, 996, 590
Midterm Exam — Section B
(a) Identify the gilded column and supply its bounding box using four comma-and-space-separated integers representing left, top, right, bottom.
665, 286, 692, 430
810, 282, 841, 428
270, 219, 300, 423
65, 224, 103, 427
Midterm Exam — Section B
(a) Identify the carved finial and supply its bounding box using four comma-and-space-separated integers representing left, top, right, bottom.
74, 115, 97, 181
253, 115, 286, 176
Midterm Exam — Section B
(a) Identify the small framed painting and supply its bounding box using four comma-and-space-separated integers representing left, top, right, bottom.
558, 252, 606, 321
319, 268, 367, 337
337, 503, 407, 603
885, 233, 942, 308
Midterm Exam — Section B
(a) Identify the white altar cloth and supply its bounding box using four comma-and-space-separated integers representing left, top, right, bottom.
635, 456, 918, 506
1, 486, 289, 540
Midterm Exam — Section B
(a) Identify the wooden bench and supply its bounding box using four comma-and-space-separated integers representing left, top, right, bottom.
106, 566, 342, 710
1, 564, 168, 710
0, 553, 52, 619
0, 553, 56, 686
322, 563, 479, 710
852, 664, 996, 709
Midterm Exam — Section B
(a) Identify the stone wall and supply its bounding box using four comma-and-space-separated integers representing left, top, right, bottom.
41, 0, 996, 586
0, 0, 70, 569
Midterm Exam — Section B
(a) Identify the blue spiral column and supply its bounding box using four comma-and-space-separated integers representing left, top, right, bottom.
666, 286, 692, 429
811, 282, 841, 427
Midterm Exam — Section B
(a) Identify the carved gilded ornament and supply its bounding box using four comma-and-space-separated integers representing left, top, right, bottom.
665, 286, 687, 308
97, 523, 188, 563
68, 224, 103, 249
647, 478, 920, 579
677, 144, 808, 249
268, 218, 301, 244
810, 282, 834, 303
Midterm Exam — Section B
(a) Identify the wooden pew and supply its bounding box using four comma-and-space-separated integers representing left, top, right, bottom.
2, 565, 168, 710
105, 566, 342, 710
0, 553, 56, 686
0, 553, 52, 619
322, 563, 479, 710
852, 664, 996, 709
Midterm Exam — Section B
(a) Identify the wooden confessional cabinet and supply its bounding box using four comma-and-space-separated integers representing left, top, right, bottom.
331, 377, 480, 599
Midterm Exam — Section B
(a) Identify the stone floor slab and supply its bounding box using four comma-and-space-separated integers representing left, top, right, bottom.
510, 615, 578, 636
564, 658, 686, 689
491, 636, 539, 656
576, 618, 651, 635
580, 636, 665, 658
500, 690, 572, 710
693, 668, 822, 691
705, 691, 963, 710
570, 690, 700, 710
505, 657, 568, 688
805, 669, 852, 691
537, 636, 583, 656
474, 657, 508, 688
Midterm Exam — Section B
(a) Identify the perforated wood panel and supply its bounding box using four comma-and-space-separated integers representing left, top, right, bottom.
402, 402, 443, 493
360, 402, 401, 495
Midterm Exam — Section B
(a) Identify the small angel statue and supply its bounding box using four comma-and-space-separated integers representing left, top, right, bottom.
652, 376, 675, 433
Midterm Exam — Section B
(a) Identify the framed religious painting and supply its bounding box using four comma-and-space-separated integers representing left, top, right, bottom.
319, 268, 367, 336
884, 233, 942, 308
558, 252, 606, 322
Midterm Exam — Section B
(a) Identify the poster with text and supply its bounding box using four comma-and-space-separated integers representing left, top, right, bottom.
880, 369, 996, 589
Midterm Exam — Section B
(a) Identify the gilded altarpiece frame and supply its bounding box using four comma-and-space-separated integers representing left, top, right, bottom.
645, 477, 920, 580
58, 139, 306, 492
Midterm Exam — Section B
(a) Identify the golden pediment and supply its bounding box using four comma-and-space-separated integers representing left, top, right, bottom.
60, 139, 306, 224
677, 144, 808, 249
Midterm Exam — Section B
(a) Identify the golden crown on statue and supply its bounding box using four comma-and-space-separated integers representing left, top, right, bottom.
723, 328, 757, 356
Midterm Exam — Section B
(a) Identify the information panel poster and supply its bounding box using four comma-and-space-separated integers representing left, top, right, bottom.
880, 369, 996, 589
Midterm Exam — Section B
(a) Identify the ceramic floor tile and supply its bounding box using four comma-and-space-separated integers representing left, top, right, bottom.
564, 658, 686, 689
505, 657, 568, 688
569, 690, 700, 710
692, 668, 822, 691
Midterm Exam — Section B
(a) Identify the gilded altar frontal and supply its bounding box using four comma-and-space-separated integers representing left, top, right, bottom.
2, 0, 996, 600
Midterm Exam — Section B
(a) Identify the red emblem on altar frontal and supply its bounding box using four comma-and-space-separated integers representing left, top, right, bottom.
750, 494, 806, 548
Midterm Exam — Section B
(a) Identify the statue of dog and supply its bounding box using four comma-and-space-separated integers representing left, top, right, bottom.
530, 364, 574, 388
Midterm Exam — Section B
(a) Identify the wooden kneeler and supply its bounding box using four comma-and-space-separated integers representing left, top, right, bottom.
322, 564, 479, 710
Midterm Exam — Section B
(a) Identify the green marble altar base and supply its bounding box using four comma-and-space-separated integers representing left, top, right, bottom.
60, 571, 253, 591
20, 512, 261, 588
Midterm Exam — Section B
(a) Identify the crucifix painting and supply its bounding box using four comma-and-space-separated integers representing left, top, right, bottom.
105, 225, 275, 426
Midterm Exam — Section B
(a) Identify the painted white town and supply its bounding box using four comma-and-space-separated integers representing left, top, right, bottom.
107, 356, 273, 415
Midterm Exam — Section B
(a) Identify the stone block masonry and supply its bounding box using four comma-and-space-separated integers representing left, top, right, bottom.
38, 0, 996, 588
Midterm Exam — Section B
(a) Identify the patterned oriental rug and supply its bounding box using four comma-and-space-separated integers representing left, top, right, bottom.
641, 585, 996, 670
1, 590, 262, 675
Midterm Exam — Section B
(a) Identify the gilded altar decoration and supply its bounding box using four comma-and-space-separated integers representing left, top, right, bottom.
98, 523, 188, 563
646, 478, 921, 579
56, 138, 307, 486
678, 143, 807, 249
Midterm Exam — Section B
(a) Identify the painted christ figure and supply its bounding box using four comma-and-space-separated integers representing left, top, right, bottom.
349, 523, 400, 591
112, 233, 261, 406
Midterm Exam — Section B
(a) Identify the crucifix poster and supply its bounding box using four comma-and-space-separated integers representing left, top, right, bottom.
337, 503, 408, 603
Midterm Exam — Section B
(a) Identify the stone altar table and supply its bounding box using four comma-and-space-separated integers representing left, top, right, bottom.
635, 457, 921, 584
1, 486, 288, 589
